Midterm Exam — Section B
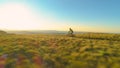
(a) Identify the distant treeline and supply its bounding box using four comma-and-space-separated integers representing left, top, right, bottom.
76, 33, 120, 41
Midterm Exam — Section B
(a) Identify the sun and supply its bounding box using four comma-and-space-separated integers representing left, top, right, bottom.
0, 3, 43, 30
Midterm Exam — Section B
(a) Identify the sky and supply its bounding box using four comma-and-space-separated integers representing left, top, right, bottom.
0, 0, 120, 33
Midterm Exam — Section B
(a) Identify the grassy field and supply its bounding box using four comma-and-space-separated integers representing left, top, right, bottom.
0, 33, 120, 68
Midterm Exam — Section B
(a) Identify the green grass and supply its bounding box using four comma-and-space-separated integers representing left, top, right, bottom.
0, 33, 120, 68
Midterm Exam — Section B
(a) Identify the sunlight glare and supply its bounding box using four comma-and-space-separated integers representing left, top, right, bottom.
0, 3, 52, 30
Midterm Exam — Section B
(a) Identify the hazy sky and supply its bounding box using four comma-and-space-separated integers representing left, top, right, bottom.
0, 0, 120, 33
